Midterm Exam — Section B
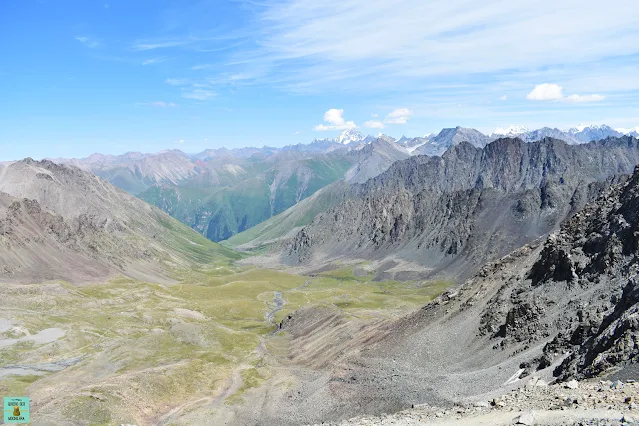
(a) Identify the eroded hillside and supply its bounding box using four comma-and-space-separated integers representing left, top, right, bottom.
0, 159, 238, 283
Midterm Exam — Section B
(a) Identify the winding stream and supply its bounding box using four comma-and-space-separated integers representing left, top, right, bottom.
265, 291, 284, 326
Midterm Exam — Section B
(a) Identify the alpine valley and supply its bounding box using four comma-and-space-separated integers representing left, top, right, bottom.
4, 124, 639, 425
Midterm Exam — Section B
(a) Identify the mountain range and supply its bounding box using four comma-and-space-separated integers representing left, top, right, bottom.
237, 136, 639, 282
6, 127, 639, 425
46, 124, 638, 245
234, 162, 639, 425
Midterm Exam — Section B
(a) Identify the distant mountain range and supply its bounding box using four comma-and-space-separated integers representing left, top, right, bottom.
49, 124, 638, 182
285, 124, 636, 157
46, 124, 638, 243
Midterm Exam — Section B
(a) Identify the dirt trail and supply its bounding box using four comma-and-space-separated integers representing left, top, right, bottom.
157, 367, 244, 425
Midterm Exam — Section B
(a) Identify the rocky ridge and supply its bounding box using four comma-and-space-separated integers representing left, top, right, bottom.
478, 164, 639, 381
284, 136, 639, 280
0, 159, 237, 283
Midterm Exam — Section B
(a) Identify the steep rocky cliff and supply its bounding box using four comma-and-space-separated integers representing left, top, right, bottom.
479, 164, 639, 381
285, 136, 639, 279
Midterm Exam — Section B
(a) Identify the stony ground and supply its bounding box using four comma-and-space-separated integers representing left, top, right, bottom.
315, 377, 639, 425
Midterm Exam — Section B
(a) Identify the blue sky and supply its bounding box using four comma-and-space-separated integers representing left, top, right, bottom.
1, 0, 639, 160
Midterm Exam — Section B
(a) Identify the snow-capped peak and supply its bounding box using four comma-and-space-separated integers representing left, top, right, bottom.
570, 123, 589, 133
492, 125, 529, 136
566, 123, 612, 134
338, 129, 365, 144
616, 126, 639, 135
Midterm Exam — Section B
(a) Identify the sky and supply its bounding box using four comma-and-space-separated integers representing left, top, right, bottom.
1, 0, 639, 160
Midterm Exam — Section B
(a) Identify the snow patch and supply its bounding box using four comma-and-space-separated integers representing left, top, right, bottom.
492, 125, 529, 136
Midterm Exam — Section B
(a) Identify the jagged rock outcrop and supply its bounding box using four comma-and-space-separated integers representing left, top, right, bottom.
471, 165, 639, 380
285, 136, 639, 280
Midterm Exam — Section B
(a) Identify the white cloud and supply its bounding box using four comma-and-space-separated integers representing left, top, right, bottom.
527, 83, 605, 103
371, 113, 379, 117
564, 94, 605, 103
132, 40, 188, 51
136, 101, 178, 108
75, 36, 99, 49
165, 78, 189, 86
192, 64, 215, 70
142, 58, 166, 65
152, 101, 177, 107
363, 120, 385, 129
133, 0, 639, 122
313, 108, 357, 131
526, 83, 564, 101
499, 95, 508, 101
384, 108, 413, 124
243, 0, 639, 94
174, 139, 185, 145
182, 89, 216, 100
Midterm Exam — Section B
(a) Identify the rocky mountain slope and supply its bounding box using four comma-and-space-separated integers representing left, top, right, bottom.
53, 150, 201, 195
345, 138, 410, 184
487, 165, 639, 381
618, 127, 639, 138
283, 136, 639, 280
138, 137, 409, 243
517, 127, 582, 144
569, 124, 624, 142
413, 126, 491, 156
224, 139, 410, 249
0, 159, 238, 283
223, 180, 351, 250
221, 164, 639, 425
321, 379, 639, 425
48, 126, 638, 248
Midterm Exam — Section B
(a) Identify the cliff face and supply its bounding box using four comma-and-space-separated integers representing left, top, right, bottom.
285, 137, 639, 279
482, 165, 639, 380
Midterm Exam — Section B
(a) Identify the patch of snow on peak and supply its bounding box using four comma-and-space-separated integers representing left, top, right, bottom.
492, 125, 529, 136
406, 140, 429, 154
616, 126, 639, 135
567, 123, 595, 133
338, 129, 365, 144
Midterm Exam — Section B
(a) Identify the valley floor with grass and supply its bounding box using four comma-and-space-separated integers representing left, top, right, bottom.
0, 261, 449, 425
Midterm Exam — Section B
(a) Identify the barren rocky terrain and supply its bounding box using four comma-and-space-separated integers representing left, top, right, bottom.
319, 378, 639, 425
3, 145, 639, 425
282, 136, 639, 281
